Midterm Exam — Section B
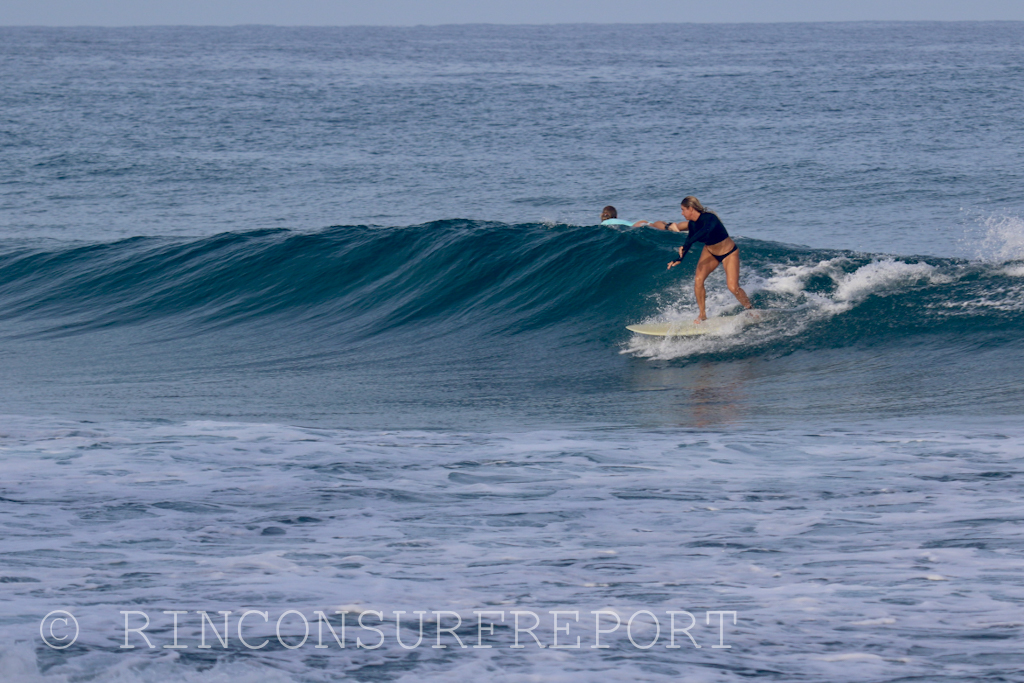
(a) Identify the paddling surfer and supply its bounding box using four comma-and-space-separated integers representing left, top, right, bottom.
666, 196, 753, 323
601, 206, 676, 230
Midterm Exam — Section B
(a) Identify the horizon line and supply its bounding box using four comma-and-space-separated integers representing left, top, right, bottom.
3, 19, 1024, 29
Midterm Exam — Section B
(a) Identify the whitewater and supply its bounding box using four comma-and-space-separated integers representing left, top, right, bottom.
2, 22, 1024, 683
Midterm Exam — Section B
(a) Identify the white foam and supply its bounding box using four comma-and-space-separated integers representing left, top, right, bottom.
762, 257, 850, 296
832, 259, 936, 302
975, 214, 1024, 262
818, 653, 885, 663
626, 256, 947, 361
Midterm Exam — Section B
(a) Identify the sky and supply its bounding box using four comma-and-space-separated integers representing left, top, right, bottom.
2, 0, 1023, 26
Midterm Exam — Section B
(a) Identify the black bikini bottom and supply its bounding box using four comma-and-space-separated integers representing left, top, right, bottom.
711, 245, 738, 263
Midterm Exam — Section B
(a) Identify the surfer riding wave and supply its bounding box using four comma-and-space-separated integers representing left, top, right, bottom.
666, 196, 754, 323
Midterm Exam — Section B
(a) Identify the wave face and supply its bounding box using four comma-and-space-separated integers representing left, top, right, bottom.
2, 222, 1023, 356
0, 223, 650, 340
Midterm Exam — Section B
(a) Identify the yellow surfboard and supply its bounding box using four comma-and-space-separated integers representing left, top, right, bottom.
627, 313, 757, 337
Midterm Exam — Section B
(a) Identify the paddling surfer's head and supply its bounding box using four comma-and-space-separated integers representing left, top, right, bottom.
601, 206, 618, 221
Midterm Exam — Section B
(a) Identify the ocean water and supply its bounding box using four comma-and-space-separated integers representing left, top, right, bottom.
1, 23, 1024, 682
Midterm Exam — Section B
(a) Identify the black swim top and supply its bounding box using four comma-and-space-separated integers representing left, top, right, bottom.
679, 212, 730, 259
682, 212, 729, 250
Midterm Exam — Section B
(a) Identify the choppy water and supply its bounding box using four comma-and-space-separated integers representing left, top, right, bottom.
1, 23, 1024, 682
4, 417, 1024, 682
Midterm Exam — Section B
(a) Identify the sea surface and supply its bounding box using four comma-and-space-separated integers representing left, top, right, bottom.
1, 23, 1023, 682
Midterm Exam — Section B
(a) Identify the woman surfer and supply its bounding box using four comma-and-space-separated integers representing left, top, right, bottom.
666, 196, 753, 323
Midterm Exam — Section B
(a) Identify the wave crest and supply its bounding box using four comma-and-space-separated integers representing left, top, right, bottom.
1, 222, 1022, 360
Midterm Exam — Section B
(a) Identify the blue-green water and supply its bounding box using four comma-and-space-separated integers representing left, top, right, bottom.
1, 23, 1023, 682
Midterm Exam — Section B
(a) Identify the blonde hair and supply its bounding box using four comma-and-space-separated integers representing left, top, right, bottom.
680, 196, 706, 213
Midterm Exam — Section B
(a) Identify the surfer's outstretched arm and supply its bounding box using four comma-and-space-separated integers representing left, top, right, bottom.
667, 245, 690, 269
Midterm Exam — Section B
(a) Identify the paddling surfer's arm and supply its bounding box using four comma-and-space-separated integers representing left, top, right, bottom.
635, 220, 677, 230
